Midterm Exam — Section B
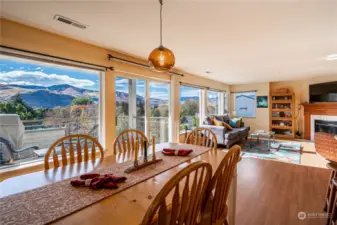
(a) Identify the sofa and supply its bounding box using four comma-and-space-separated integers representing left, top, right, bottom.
200, 115, 250, 148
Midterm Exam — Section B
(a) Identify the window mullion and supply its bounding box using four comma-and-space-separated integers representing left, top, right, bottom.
145, 80, 150, 138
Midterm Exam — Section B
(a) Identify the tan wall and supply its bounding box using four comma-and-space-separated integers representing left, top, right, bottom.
270, 75, 337, 136
230, 83, 270, 132
0, 18, 229, 153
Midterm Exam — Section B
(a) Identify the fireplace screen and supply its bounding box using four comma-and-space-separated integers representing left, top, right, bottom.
315, 120, 337, 135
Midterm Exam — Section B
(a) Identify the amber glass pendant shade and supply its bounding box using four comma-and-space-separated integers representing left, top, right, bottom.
148, 45, 175, 72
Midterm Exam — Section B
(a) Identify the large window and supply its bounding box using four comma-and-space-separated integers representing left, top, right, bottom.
115, 77, 170, 143
180, 86, 201, 131
207, 91, 221, 115
234, 92, 256, 117
0, 55, 101, 167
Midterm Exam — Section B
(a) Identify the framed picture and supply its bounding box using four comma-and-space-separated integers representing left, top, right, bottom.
257, 96, 268, 108
234, 92, 256, 117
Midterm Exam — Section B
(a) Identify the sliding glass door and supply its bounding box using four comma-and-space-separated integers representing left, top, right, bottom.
149, 82, 170, 143
115, 77, 146, 136
115, 77, 170, 142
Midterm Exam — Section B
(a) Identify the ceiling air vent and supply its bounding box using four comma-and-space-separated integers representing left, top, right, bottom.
53, 15, 88, 29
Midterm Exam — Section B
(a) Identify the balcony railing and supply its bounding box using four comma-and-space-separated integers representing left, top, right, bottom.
116, 116, 169, 143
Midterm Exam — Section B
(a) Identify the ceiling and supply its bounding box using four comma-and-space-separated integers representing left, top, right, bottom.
1, 0, 337, 85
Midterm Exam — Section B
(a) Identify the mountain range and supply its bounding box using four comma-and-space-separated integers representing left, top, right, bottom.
0, 83, 216, 109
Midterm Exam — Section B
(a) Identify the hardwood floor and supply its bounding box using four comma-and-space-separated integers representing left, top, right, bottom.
236, 158, 329, 225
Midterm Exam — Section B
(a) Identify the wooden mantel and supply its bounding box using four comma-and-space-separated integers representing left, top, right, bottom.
303, 103, 337, 140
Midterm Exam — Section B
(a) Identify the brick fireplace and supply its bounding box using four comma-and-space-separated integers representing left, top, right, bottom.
303, 103, 337, 140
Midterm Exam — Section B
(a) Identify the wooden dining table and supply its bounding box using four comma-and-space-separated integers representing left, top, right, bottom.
0, 143, 237, 225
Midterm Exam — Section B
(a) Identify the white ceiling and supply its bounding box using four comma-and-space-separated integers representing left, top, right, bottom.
1, 0, 337, 84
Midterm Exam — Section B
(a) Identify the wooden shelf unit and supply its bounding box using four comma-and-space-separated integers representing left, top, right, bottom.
270, 92, 296, 138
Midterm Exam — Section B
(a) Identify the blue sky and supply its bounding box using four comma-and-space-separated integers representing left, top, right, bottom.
116, 77, 171, 100
0, 56, 100, 91
0, 55, 209, 101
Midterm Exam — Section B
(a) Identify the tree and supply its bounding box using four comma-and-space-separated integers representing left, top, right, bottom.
0, 94, 46, 120
71, 97, 93, 106
181, 99, 199, 116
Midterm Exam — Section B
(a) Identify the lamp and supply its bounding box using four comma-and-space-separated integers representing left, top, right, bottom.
148, 0, 175, 72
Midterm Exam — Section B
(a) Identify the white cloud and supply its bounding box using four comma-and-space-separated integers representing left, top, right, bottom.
0, 70, 95, 88
150, 83, 169, 89
34, 67, 44, 72
181, 89, 200, 97
8, 81, 44, 86
116, 78, 128, 84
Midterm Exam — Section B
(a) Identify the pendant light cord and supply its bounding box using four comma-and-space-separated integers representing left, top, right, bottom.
159, 0, 163, 46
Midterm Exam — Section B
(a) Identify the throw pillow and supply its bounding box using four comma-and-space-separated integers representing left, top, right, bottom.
229, 118, 242, 128
229, 119, 236, 128
223, 122, 233, 131
206, 117, 214, 125
213, 119, 224, 126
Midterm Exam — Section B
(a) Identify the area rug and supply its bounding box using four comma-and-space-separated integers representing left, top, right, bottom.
241, 140, 301, 164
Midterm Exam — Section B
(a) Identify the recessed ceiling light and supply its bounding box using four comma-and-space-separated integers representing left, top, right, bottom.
326, 54, 337, 61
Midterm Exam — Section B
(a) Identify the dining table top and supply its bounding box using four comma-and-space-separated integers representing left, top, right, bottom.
0, 143, 229, 225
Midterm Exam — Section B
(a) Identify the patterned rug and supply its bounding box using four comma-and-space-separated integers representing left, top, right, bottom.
241, 139, 301, 164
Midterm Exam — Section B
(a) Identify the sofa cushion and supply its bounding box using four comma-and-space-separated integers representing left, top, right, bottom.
214, 115, 230, 123
213, 119, 224, 126
224, 129, 241, 140
229, 118, 240, 128
204, 117, 214, 125
223, 122, 233, 131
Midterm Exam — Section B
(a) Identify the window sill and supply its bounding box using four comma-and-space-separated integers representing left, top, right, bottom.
0, 159, 45, 182
0, 148, 108, 182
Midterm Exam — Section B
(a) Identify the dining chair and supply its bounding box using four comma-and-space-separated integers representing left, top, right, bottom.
113, 129, 149, 155
329, 178, 337, 225
185, 128, 218, 150
44, 134, 104, 170
141, 161, 213, 225
314, 132, 337, 222
199, 145, 241, 225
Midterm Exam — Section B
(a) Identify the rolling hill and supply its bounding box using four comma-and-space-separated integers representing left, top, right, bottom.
0, 84, 170, 109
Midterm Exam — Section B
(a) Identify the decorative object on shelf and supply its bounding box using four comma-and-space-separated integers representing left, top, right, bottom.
124, 136, 163, 173
275, 88, 289, 94
256, 96, 268, 108
148, 0, 175, 72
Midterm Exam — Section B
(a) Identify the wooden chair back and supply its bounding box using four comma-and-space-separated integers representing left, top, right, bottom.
44, 134, 104, 170
185, 128, 217, 150
203, 145, 241, 225
113, 129, 149, 155
141, 161, 212, 225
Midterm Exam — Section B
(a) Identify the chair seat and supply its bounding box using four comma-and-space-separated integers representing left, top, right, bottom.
199, 198, 228, 225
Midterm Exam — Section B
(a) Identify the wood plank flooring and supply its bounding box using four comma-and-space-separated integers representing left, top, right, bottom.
236, 158, 329, 225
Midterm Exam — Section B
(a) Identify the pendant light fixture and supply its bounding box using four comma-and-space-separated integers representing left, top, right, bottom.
148, 0, 175, 72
